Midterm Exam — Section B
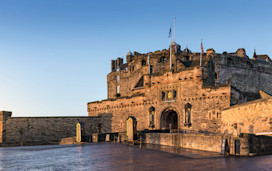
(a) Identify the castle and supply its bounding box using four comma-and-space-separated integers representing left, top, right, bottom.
88, 42, 272, 135
1, 42, 272, 148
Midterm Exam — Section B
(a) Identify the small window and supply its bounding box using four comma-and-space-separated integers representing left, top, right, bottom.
215, 72, 218, 80
159, 56, 167, 63
116, 76, 120, 83
142, 60, 146, 66
150, 65, 153, 74
217, 112, 221, 119
162, 91, 165, 100
173, 90, 177, 98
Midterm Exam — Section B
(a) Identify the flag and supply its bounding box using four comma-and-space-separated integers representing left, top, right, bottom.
201, 40, 204, 54
169, 26, 172, 38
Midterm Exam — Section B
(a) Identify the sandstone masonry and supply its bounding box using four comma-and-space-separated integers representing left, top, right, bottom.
88, 44, 272, 134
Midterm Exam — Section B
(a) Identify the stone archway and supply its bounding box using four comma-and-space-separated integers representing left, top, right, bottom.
160, 108, 178, 129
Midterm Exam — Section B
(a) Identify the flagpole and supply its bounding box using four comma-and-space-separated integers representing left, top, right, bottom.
170, 29, 172, 70
200, 51, 202, 66
200, 39, 203, 66
148, 52, 150, 74
174, 17, 176, 43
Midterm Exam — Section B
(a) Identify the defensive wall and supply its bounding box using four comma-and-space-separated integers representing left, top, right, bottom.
0, 111, 111, 146
221, 91, 272, 135
144, 132, 272, 156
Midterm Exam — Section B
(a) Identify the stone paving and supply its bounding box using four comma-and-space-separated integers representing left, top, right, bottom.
0, 143, 272, 171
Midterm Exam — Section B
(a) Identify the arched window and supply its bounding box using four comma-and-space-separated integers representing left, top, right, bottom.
142, 60, 146, 66
184, 103, 192, 126
149, 106, 155, 128
214, 72, 218, 80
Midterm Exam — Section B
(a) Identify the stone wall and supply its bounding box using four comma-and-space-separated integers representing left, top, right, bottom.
221, 96, 272, 134
145, 133, 272, 156
91, 47, 272, 135
145, 133, 226, 153
249, 134, 272, 155
89, 68, 231, 133
0, 112, 112, 146
215, 54, 272, 103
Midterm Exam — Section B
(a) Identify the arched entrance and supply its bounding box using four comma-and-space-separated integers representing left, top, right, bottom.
161, 108, 178, 129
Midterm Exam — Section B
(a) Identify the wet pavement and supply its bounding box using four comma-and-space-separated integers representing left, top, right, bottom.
0, 143, 272, 171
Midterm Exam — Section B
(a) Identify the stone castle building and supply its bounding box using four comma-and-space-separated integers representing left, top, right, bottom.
88, 42, 272, 134
1, 42, 272, 147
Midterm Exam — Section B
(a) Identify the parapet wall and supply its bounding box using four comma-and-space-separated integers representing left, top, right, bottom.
221, 97, 272, 134
145, 133, 272, 156
0, 112, 112, 146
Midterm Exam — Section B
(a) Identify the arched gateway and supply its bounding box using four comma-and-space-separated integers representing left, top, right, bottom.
160, 108, 178, 129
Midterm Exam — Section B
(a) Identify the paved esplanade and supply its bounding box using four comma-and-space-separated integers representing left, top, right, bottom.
0, 143, 271, 171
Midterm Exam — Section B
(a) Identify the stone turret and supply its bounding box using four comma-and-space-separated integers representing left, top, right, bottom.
236, 48, 247, 58
111, 58, 124, 72
206, 48, 215, 57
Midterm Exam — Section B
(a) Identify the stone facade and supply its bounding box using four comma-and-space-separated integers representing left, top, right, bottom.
145, 132, 272, 156
0, 113, 112, 146
221, 91, 272, 135
1, 43, 272, 147
88, 44, 272, 134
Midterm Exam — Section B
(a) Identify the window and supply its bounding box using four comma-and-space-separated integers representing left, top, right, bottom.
116, 76, 120, 83
150, 65, 153, 74
162, 91, 165, 100
159, 56, 167, 63
184, 103, 192, 126
215, 72, 218, 80
173, 90, 177, 98
142, 60, 146, 66
149, 106, 155, 128
116, 86, 120, 94
217, 112, 221, 119
208, 110, 221, 120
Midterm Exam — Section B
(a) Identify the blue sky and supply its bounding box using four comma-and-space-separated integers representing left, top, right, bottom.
0, 0, 272, 116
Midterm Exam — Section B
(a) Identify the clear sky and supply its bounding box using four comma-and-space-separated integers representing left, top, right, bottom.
0, 0, 272, 116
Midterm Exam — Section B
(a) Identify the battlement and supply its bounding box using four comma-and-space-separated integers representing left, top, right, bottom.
107, 46, 272, 101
